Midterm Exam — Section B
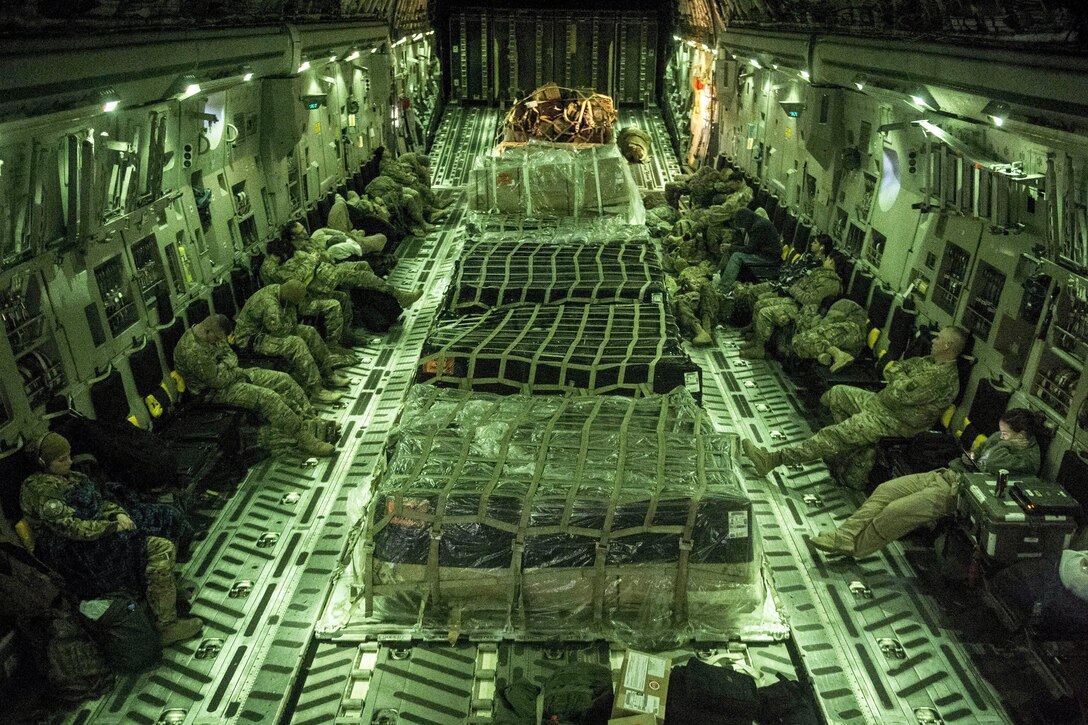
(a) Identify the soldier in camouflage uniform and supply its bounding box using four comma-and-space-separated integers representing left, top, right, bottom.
365, 173, 432, 235
739, 251, 846, 359
174, 314, 336, 457
742, 327, 967, 488
731, 231, 829, 311
790, 298, 868, 372
260, 249, 353, 349
20, 433, 202, 645
617, 127, 652, 163
811, 408, 1044, 557
672, 262, 728, 346
233, 281, 348, 403
344, 190, 408, 245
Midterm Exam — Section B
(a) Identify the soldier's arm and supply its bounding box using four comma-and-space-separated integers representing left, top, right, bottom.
22, 481, 119, 541
882, 366, 939, 407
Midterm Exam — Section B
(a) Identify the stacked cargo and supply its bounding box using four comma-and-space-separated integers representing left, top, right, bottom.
349, 121, 760, 646
360, 387, 761, 640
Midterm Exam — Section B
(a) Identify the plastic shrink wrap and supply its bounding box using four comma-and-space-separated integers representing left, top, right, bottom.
469, 142, 645, 226
357, 387, 763, 644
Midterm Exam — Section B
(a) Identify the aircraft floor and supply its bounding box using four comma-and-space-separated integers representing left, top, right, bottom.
47, 106, 1074, 725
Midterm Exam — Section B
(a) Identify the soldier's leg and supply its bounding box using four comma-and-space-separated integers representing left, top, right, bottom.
302, 298, 344, 345
210, 379, 303, 437
334, 260, 388, 291
253, 334, 323, 395
849, 470, 955, 556
144, 536, 201, 643
751, 305, 779, 346
297, 324, 332, 377
822, 385, 874, 422
791, 327, 831, 360
776, 408, 887, 466
245, 367, 316, 419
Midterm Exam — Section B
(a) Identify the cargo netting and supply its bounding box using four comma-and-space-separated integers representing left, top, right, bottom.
355, 387, 764, 644
446, 238, 667, 314
503, 83, 617, 144
469, 142, 646, 226
418, 302, 702, 399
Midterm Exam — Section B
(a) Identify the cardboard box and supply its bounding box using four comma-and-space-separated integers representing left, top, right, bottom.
608, 716, 656, 725
611, 650, 671, 724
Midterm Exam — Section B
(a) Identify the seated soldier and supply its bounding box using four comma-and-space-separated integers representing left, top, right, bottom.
232, 280, 348, 404
261, 238, 357, 348
742, 326, 967, 488
273, 221, 422, 335
315, 195, 389, 260
174, 314, 336, 457
672, 263, 728, 346
810, 408, 1045, 557
718, 217, 782, 293
20, 432, 202, 645
790, 298, 868, 372
732, 233, 830, 312
739, 250, 848, 360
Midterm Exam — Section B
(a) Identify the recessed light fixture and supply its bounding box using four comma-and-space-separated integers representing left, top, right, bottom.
800, 70, 810, 80
346, 50, 360, 61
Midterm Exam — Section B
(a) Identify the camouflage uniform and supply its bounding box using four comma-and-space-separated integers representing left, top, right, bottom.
774, 356, 960, 488
367, 172, 428, 228
672, 263, 727, 343
749, 267, 842, 347
380, 157, 437, 206
617, 127, 652, 163
277, 249, 394, 335
174, 327, 314, 439
261, 255, 347, 346
827, 436, 1041, 557
791, 299, 868, 361
20, 471, 181, 626
234, 284, 332, 395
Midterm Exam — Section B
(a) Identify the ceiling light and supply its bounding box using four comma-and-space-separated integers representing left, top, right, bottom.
800, 70, 810, 80
329, 55, 338, 62
910, 87, 940, 111
242, 73, 254, 82
171, 73, 202, 100
298, 60, 310, 73
346, 50, 360, 61
853, 74, 867, 91
101, 99, 119, 112
750, 58, 762, 69
982, 100, 1010, 127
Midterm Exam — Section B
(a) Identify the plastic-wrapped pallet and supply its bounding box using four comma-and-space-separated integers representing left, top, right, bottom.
359, 387, 762, 643
469, 142, 645, 225
445, 237, 666, 314
418, 301, 702, 400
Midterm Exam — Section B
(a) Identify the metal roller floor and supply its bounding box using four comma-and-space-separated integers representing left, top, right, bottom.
59, 105, 1031, 725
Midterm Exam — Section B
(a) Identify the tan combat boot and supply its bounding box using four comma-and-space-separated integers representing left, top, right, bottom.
311, 388, 341, 404
297, 430, 335, 457
810, 531, 854, 557
828, 346, 855, 373
146, 578, 203, 646
394, 288, 423, 308
691, 324, 714, 347
741, 439, 782, 477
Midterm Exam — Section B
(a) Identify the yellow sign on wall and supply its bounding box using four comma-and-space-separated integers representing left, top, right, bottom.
784, 126, 792, 139
315, 122, 321, 134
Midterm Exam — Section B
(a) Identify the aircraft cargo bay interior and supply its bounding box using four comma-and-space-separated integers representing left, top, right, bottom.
0, 2, 1087, 724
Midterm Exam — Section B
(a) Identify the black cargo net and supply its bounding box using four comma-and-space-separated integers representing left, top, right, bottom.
447, 238, 665, 314
419, 302, 701, 397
